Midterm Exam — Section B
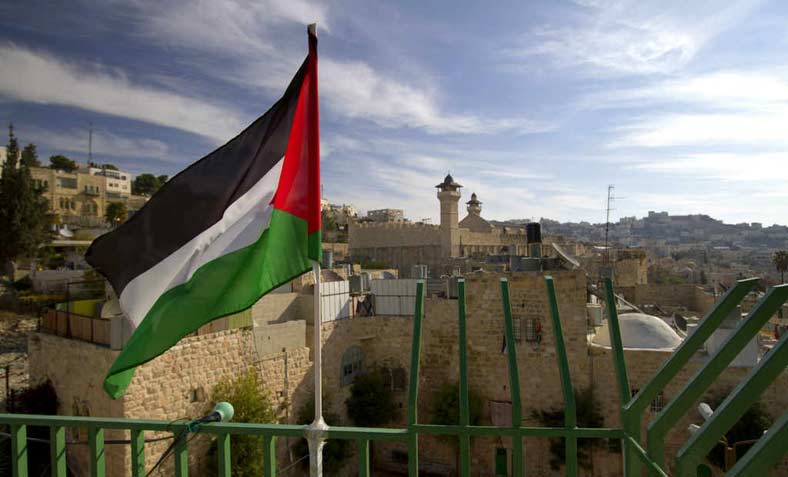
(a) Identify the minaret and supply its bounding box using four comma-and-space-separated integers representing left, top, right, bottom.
436, 174, 462, 258
466, 192, 482, 216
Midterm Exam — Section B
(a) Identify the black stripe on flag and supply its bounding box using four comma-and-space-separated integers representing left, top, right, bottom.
86, 61, 308, 296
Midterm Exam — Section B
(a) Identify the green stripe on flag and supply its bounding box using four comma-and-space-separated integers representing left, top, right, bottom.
104, 208, 317, 399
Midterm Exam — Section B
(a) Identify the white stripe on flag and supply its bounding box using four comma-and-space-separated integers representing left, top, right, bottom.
119, 158, 284, 327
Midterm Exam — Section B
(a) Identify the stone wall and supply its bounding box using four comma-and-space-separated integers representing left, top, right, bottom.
618, 283, 715, 315
316, 270, 592, 476
28, 329, 313, 477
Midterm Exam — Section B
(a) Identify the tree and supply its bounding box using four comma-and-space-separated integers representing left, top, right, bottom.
105, 201, 127, 224
132, 173, 161, 195
0, 124, 50, 267
157, 174, 169, 184
346, 370, 399, 427
20, 143, 41, 167
100, 163, 118, 170
49, 154, 78, 172
211, 370, 277, 477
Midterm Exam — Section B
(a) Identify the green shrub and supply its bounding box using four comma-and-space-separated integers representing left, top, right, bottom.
211, 369, 277, 477
346, 370, 399, 427
430, 383, 482, 426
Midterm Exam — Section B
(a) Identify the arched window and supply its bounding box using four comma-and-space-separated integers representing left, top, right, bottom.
340, 346, 364, 386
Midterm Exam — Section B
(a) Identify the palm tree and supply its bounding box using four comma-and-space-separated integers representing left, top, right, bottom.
774, 250, 788, 284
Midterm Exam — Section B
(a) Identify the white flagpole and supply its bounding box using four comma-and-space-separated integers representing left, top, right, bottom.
307, 260, 327, 476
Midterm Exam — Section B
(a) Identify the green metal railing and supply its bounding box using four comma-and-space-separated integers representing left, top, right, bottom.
1, 277, 786, 476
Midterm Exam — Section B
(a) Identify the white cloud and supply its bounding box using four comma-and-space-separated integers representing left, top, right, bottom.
126, 0, 550, 136
0, 43, 245, 142
29, 127, 172, 161
514, 0, 763, 75
318, 58, 553, 135
629, 152, 788, 182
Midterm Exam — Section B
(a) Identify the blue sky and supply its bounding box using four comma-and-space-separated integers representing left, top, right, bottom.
2, 0, 788, 225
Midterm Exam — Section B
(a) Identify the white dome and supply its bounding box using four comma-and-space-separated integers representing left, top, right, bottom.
592, 313, 682, 350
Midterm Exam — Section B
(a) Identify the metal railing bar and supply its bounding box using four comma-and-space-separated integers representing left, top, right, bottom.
216, 433, 230, 477
51, 425, 66, 477
626, 278, 757, 477
500, 278, 524, 477
673, 331, 788, 477
624, 436, 669, 477
11, 424, 27, 477
646, 284, 788, 471
725, 412, 788, 477
624, 278, 759, 415
410, 424, 623, 438
546, 276, 578, 477
603, 277, 638, 477
407, 280, 425, 477
89, 427, 105, 477
457, 279, 471, 477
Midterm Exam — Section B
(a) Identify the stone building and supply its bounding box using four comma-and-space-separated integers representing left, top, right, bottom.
30, 165, 148, 227
349, 174, 532, 275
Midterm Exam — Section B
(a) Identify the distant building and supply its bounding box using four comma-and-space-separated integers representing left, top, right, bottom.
30, 165, 147, 227
366, 208, 404, 223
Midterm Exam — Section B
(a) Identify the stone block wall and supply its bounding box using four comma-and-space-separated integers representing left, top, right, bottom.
28, 329, 313, 477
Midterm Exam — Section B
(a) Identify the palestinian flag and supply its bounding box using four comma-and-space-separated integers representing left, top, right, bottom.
86, 26, 321, 399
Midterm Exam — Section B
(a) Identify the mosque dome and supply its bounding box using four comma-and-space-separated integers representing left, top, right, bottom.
592, 313, 682, 350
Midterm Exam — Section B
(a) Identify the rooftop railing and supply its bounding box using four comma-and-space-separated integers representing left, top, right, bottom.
1, 277, 786, 476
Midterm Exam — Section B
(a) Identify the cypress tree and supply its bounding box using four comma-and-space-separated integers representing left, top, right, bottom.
0, 124, 50, 267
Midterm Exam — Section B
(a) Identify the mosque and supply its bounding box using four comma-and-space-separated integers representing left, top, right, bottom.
348, 174, 535, 275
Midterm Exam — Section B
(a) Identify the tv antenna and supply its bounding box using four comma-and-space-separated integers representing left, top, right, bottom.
604, 185, 615, 266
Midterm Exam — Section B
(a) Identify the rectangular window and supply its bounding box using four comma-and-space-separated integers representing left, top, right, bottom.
514, 317, 523, 342
56, 177, 77, 189
525, 318, 541, 343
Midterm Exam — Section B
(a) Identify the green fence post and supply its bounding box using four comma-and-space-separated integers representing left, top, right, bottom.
89, 427, 105, 477
216, 433, 231, 477
674, 332, 788, 476
174, 432, 189, 477
131, 429, 145, 477
647, 284, 788, 471
500, 278, 524, 477
358, 439, 370, 477
546, 277, 577, 477
408, 280, 426, 477
725, 412, 788, 477
457, 278, 471, 477
51, 425, 67, 477
11, 424, 27, 477
603, 278, 638, 477
624, 279, 757, 477
263, 435, 276, 477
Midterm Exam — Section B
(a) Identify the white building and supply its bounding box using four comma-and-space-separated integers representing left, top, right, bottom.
86, 166, 132, 197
